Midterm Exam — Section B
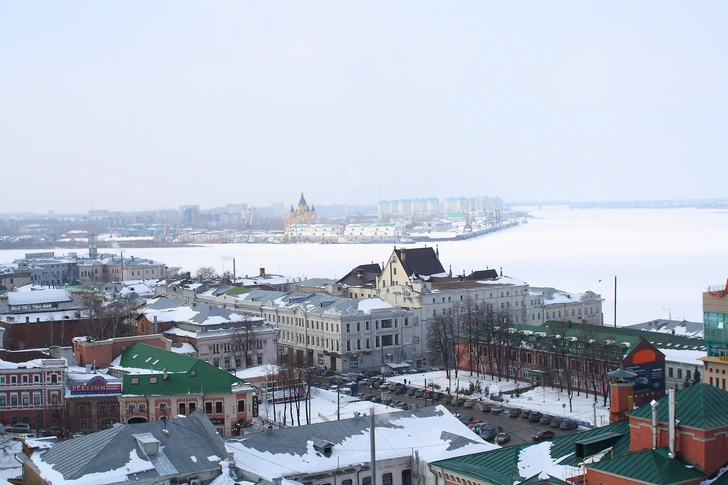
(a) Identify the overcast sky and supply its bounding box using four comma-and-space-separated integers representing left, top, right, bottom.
1, 2, 726, 214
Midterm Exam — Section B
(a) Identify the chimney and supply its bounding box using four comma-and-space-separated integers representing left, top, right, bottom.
607, 369, 636, 423
265, 425, 273, 436
650, 399, 660, 449
49, 346, 61, 359
260, 268, 265, 277
668, 388, 676, 458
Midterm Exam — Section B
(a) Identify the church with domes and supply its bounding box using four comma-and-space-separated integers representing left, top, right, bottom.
284, 192, 317, 231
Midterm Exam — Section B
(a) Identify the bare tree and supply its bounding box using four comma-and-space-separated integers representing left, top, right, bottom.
195, 266, 218, 280
78, 293, 137, 341
427, 312, 455, 381
230, 318, 258, 369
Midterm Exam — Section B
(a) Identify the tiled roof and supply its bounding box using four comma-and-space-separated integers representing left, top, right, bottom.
336, 263, 381, 287
629, 383, 728, 430
587, 448, 704, 485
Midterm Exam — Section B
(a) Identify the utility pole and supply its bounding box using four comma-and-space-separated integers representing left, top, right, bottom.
613, 275, 617, 328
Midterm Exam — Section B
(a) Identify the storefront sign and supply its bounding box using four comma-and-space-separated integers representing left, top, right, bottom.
70, 375, 122, 395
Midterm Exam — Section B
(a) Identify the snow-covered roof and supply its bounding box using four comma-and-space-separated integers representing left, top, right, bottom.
7, 289, 72, 306
227, 405, 495, 480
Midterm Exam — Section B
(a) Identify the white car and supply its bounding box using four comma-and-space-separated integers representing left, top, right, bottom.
5, 423, 32, 434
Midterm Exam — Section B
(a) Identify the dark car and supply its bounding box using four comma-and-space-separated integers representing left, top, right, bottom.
370, 396, 383, 404
381, 398, 393, 407
560, 419, 579, 430
433, 392, 446, 401
519, 410, 531, 420
395, 386, 408, 395
329, 376, 341, 384
539, 415, 554, 425
455, 397, 466, 406
459, 415, 473, 426
532, 430, 556, 441
444, 394, 453, 404
529, 412, 544, 423
508, 408, 522, 418
550, 417, 564, 428
478, 426, 499, 441
395, 401, 409, 410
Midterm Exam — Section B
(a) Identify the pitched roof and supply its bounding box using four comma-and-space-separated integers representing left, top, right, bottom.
587, 448, 705, 485
394, 247, 446, 279
432, 420, 631, 485
629, 383, 728, 430
31, 412, 227, 482
116, 343, 247, 395
336, 263, 382, 287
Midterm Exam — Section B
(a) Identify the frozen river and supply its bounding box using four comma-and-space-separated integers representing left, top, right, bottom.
2, 206, 727, 327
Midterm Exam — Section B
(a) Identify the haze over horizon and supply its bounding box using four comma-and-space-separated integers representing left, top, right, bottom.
2, 2, 726, 214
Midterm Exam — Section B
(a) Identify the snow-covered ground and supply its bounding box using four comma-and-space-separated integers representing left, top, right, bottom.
385, 370, 611, 427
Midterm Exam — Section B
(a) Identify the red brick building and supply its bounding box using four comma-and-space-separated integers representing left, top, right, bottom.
0, 349, 66, 431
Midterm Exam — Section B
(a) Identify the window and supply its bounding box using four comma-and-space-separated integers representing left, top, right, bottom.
189, 402, 196, 413
677, 368, 683, 379
362, 477, 371, 485
382, 473, 393, 485
402, 470, 412, 485
100, 405, 107, 413
22, 375, 28, 384
80, 419, 88, 429
0, 377, 4, 384
150, 377, 158, 384
179, 403, 186, 415
80, 406, 87, 415
111, 405, 118, 412
131, 377, 139, 385
190, 370, 197, 377
10, 376, 16, 384
22, 394, 29, 405
11, 395, 17, 406
216, 401, 223, 414
205, 402, 213, 414
0, 395, 5, 406
129, 404, 136, 412
238, 400, 245, 412
139, 404, 146, 412
668, 368, 674, 378
33, 375, 39, 383
160, 403, 167, 412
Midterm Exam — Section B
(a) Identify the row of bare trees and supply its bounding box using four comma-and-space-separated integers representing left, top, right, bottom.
426, 296, 643, 411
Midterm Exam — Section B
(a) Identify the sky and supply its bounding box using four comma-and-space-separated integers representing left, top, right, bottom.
1, 2, 727, 214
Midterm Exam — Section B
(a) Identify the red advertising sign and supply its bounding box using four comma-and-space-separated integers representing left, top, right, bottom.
70, 375, 122, 395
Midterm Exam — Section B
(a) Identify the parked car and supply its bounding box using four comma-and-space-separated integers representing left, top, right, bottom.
381, 398, 393, 407
480, 402, 492, 412
433, 392, 446, 401
329, 376, 341, 384
529, 412, 544, 423
414, 389, 425, 398
408, 368, 420, 374
491, 405, 506, 414
370, 396, 382, 404
455, 397, 466, 406
459, 416, 473, 426
478, 426, 497, 441
360, 394, 374, 401
539, 415, 554, 425
519, 410, 531, 420
463, 399, 477, 409
550, 417, 564, 428
395, 401, 409, 410
508, 408, 522, 418
532, 430, 556, 441
5, 423, 32, 434
395, 386, 408, 395
560, 419, 579, 430
406, 388, 417, 396
466, 419, 485, 429
495, 432, 511, 444
379, 382, 391, 390
443, 394, 453, 404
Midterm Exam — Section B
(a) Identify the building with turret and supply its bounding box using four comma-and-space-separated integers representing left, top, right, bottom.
284, 192, 317, 231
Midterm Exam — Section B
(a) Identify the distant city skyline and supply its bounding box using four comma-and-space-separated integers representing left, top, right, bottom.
2, 2, 726, 213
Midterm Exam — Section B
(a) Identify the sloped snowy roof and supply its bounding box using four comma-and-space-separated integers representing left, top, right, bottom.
226, 405, 495, 480
8, 289, 72, 306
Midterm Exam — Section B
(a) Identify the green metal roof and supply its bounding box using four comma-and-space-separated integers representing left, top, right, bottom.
629, 383, 728, 430
432, 421, 631, 485
118, 343, 248, 396
587, 448, 705, 485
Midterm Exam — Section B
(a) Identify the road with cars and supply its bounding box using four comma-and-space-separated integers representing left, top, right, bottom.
317, 376, 586, 448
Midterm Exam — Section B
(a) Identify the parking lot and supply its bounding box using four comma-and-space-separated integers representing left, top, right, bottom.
317, 376, 586, 447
